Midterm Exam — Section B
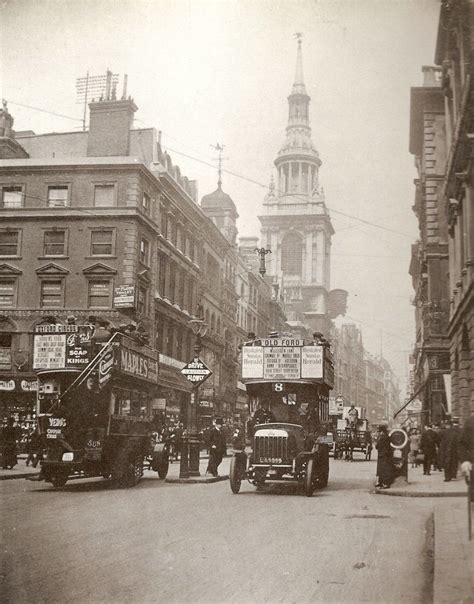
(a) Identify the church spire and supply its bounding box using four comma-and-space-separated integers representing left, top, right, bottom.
292, 33, 307, 95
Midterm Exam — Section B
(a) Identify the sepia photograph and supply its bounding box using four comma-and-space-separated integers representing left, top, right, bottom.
1, 0, 473, 602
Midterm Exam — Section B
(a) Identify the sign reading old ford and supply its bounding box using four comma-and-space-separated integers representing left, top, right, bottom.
117, 336, 158, 384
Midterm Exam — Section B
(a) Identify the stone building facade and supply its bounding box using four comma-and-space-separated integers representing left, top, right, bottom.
408, 0, 473, 424
409, 65, 451, 424
436, 0, 474, 421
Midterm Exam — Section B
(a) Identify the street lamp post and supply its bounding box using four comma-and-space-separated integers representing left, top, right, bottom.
179, 318, 208, 478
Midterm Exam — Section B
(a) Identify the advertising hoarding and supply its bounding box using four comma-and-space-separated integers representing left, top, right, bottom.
241, 343, 324, 380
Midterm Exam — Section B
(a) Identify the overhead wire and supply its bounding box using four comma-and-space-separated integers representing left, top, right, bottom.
6, 100, 414, 240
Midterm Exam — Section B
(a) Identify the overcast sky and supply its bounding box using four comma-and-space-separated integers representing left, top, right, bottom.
2, 0, 441, 395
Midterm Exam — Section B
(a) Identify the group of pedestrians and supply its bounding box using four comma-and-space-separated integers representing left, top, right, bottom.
417, 421, 463, 481
0, 418, 43, 470
375, 416, 474, 489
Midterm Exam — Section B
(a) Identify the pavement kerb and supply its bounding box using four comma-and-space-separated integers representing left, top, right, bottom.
372, 488, 465, 497
0, 471, 40, 481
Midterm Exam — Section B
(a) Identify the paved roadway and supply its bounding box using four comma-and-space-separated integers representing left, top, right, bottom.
2, 457, 434, 603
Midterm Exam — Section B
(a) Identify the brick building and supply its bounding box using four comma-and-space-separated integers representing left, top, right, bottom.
0, 88, 283, 425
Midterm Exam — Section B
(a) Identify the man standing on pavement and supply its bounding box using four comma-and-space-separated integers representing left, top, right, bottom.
420, 424, 438, 475
458, 414, 474, 479
438, 420, 460, 481
375, 424, 393, 489
206, 417, 226, 477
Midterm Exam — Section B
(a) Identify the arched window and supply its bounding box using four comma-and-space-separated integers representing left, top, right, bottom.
281, 231, 303, 275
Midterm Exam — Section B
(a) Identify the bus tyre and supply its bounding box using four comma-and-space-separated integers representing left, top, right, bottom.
51, 473, 68, 488
230, 456, 243, 494
121, 456, 142, 488
157, 458, 169, 480
317, 449, 329, 488
305, 459, 316, 497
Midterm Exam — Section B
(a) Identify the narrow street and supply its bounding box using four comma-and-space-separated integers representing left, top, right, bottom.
2, 457, 434, 603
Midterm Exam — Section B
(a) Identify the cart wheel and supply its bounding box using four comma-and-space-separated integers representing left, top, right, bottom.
51, 473, 68, 488
230, 456, 243, 494
305, 459, 316, 497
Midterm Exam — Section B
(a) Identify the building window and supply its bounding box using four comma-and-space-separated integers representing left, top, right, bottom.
140, 237, 150, 265
94, 184, 115, 207
0, 280, 17, 308
2, 186, 23, 208
137, 286, 148, 315
40, 279, 64, 308
187, 236, 195, 261
157, 252, 167, 297
47, 186, 69, 207
91, 229, 114, 255
281, 231, 303, 275
0, 230, 20, 256
161, 213, 168, 238
44, 230, 66, 256
0, 331, 12, 370
88, 279, 111, 308
168, 263, 176, 302
176, 326, 183, 361
142, 192, 151, 215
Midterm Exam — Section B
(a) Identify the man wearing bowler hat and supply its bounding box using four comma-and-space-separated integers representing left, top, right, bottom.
207, 417, 226, 477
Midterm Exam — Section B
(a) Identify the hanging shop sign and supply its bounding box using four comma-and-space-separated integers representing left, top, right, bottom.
113, 285, 136, 309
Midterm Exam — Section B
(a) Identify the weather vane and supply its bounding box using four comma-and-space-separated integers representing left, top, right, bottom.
210, 142, 227, 187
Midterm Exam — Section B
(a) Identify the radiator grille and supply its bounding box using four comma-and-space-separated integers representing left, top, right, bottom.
254, 435, 288, 463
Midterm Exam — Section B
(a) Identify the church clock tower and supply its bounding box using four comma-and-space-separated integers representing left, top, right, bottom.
259, 36, 345, 337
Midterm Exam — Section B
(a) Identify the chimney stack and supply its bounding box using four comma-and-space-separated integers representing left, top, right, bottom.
87, 94, 138, 157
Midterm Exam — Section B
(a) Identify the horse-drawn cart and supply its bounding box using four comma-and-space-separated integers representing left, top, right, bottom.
333, 418, 372, 461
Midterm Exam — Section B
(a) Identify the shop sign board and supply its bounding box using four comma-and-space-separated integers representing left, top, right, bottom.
0, 378, 38, 392
117, 336, 159, 384
181, 358, 212, 385
113, 285, 136, 309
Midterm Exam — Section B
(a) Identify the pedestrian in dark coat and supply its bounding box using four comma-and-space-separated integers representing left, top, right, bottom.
420, 425, 438, 475
206, 418, 226, 477
438, 421, 459, 481
458, 415, 474, 478
375, 424, 393, 488
1, 417, 18, 469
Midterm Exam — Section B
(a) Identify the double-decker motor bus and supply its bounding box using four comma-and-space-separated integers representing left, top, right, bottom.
33, 324, 168, 488
230, 332, 334, 497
